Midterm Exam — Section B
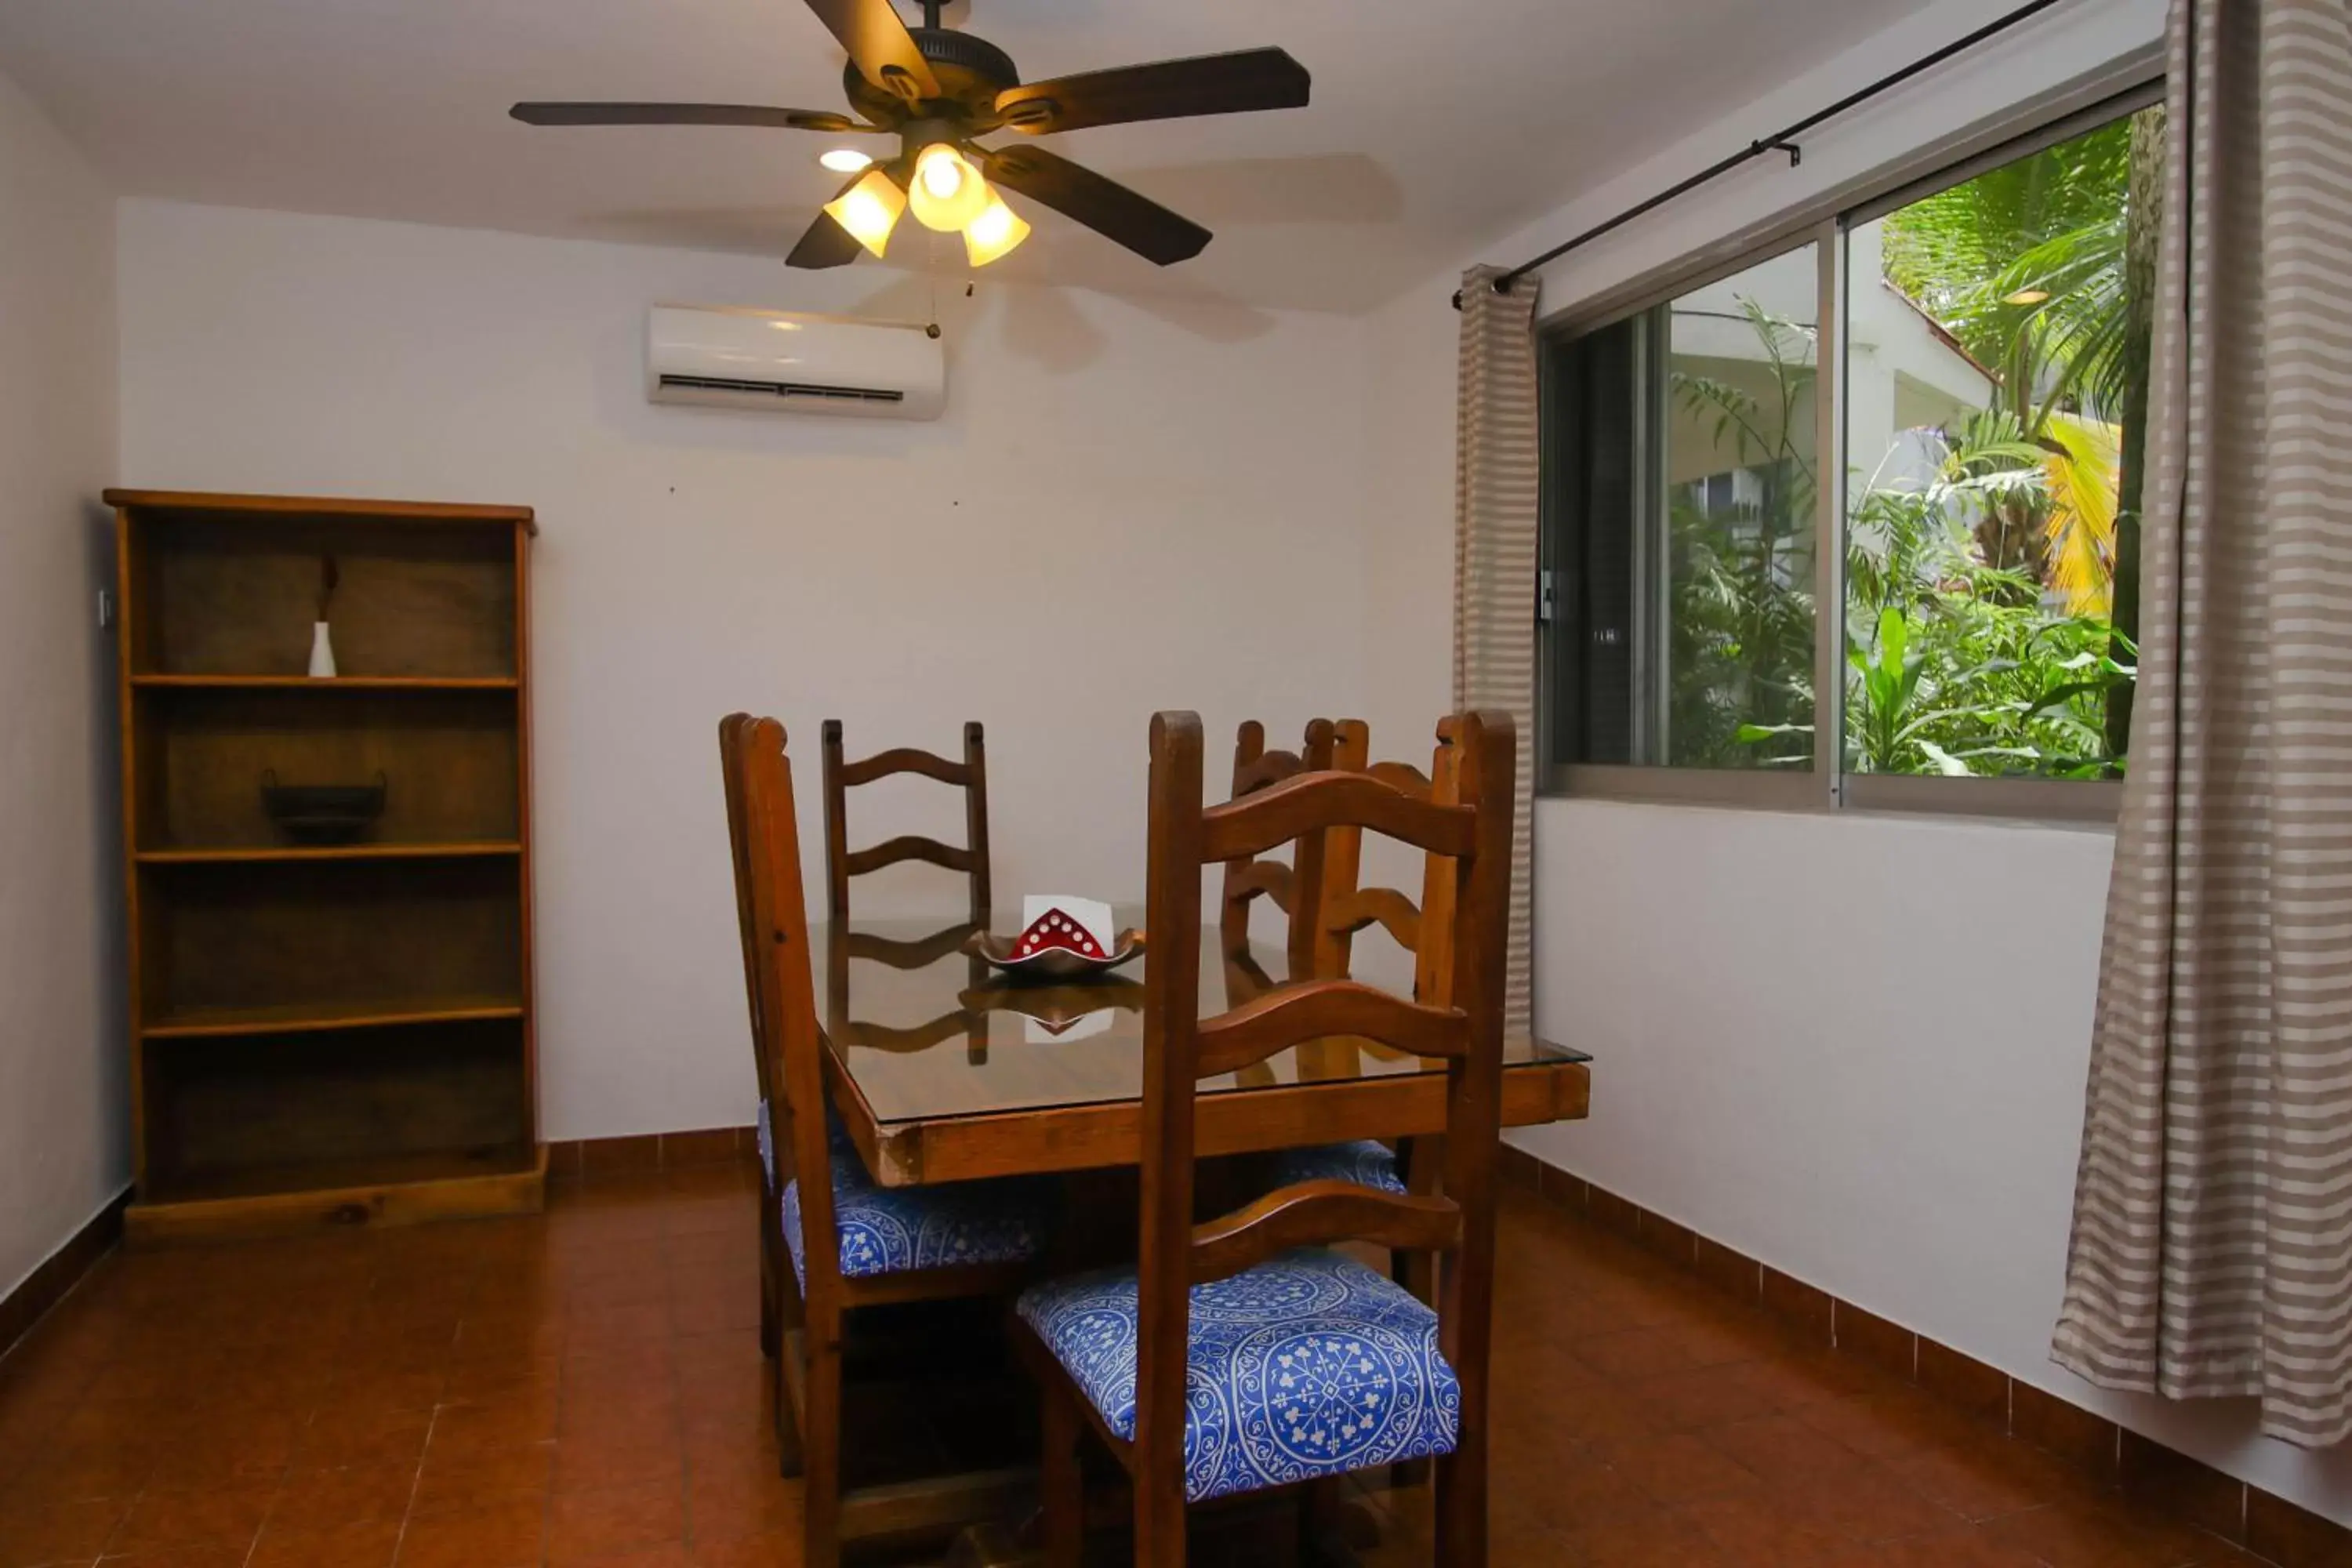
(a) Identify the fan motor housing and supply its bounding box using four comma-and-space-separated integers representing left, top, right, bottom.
843, 27, 1019, 125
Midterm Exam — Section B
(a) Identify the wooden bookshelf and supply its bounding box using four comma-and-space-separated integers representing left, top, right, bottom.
106, 488, 542, 1244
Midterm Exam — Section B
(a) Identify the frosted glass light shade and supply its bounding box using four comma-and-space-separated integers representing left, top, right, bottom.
963, 192, 1031, 267
823, 169, 905, 257
909, 144, 989, 232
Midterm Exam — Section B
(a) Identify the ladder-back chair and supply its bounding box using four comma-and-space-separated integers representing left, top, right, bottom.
1272, 717, 1464, 1195
1015, 708, 1516, 1568
821, 719, 991, 924
724, 714, 1051, 1567
1314, 717, 1461, 1002
1218, 718, 1334, 989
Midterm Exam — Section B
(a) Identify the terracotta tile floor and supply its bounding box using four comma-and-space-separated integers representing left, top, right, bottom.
0, 1163, 2267, 1567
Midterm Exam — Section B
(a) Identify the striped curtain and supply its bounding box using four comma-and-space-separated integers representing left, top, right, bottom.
2053, 0, 2352, 1447
1452, 265, 1540, 1038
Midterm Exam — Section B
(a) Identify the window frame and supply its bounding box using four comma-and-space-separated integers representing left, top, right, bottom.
1537, 74, 2165, 824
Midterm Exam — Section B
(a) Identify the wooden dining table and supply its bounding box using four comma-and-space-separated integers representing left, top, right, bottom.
804, 909, 1590, 1563
818, 909, 1591, 1188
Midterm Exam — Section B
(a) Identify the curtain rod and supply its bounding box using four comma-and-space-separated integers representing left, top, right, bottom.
1452, 0, 2073, 309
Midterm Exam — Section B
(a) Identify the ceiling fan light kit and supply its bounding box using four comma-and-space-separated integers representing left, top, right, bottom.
510, 0, 1311, 271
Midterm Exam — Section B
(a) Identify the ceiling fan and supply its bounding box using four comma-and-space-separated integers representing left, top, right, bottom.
511, 0, 1311, 270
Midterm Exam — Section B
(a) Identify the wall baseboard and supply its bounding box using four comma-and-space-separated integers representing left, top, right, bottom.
1497, 1145, 2352, 1566
547, 1123, 757, 1180
0, 1123, 758, 1365
0, 1185, 132, 1370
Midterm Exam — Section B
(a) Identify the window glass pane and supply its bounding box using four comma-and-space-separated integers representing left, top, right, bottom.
1843, 106, 2158, 779
1661, 248, 1818, 768
1543, 245, 1819, 771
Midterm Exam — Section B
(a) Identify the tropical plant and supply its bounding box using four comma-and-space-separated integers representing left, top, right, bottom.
1882, 116, 2132, 405
2039, 412, 2120, 617
1677, 201, 2147, 782
1842, 419, 2134, 776
1665, 298, 1817, 768
1880, 111, 2151, 613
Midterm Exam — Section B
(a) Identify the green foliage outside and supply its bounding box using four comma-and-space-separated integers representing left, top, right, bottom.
1664, 109, 2155, 777
1665, 299, 1817, 768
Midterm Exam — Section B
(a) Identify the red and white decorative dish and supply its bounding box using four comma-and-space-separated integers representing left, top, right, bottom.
965, 895, 1145, 982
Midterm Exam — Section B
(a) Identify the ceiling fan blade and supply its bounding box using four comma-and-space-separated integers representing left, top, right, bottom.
975, 145, 1210, 266
994, 48, 1309, 135
786, 212, 864, 269
799, 0, 941, 100
510, 103, 872, 132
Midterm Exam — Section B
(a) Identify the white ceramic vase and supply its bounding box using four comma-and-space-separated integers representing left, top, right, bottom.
307, 621, 337, 678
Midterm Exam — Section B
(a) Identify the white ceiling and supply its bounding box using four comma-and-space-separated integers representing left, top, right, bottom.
0, 0, 1935, 313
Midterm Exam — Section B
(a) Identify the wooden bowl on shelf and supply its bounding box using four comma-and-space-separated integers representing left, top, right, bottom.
260, 769, 387, 845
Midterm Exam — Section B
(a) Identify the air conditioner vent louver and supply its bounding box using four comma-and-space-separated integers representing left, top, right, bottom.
656, 374, 904, 404
645, 305, 945, 420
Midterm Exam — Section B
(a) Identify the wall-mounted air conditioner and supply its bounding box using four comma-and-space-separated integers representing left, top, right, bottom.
645, 303, 945, 420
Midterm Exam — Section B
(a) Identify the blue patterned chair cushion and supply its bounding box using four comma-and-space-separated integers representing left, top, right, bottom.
1016, 1248, 1458, 1503
782, 1148, 1051, 1287
756, 1098, 855, 1188
1270, 1140, 1406, 1196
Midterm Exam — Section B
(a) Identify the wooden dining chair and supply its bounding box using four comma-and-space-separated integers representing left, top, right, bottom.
724, 714, 1053, 1568
1272, 717, 1465, 1196
821, 719, 991, 924
1015, 708, 1516, 1568
1218, 717, 1334, 986
1314, 718, 1461, 1000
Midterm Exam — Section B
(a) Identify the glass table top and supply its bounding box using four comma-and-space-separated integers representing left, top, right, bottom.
817, 911, 1586, 1127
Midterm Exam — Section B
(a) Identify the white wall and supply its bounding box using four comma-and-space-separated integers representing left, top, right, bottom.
116, 198, 1372, 1143
0, 70, 123, 1305
1356, 0, 2352, 1526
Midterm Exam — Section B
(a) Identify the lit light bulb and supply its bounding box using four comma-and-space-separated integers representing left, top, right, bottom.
963, 191, 1031, 267
908, 143, 989, 232
822, 168, 905, 258
818, 147, 874, 174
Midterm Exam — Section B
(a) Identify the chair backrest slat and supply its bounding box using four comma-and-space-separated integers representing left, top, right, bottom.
837, 746, 975, 789
1189, 1181, 1462, 1286
1322, 885, 1424, 953
1222, 858, 1296, 915
1364, 759, 1434, 796
1193, 978, 1468, 1079
840, 833, 978, 879
822, 719, 991, 924
1134, 707, 1516, 1508
1201, 771, 1475, 864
